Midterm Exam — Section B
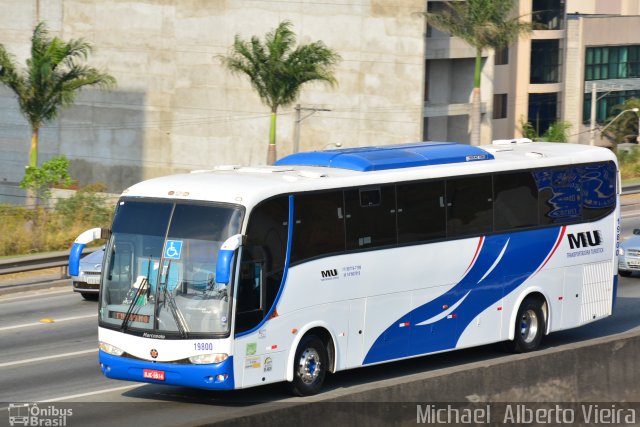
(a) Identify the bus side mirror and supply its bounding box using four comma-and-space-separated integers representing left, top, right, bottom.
69, 228, 108, 276
215, 234, 244, 285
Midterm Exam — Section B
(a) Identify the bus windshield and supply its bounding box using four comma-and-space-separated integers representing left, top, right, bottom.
99, 199, 243, 337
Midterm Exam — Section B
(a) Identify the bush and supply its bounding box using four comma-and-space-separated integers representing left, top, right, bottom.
617, 147, 640, 180
0, 185, 114, 256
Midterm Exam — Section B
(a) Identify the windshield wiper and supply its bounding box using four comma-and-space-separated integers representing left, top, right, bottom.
121, 255, 152, 331
120, 279, 148, 331
160, 260, 190, 338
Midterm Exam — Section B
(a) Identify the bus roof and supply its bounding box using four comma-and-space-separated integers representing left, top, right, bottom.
122, 141, 617, 210
274, 142, 494, 171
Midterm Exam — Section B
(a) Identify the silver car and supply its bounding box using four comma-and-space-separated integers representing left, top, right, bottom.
619, 229, 640, 277
71, 248, 104, 300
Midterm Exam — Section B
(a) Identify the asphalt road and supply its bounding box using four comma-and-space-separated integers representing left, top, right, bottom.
1, 215, 640, 426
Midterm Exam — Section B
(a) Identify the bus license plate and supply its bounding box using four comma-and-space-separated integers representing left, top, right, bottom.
143, 369, 165, 381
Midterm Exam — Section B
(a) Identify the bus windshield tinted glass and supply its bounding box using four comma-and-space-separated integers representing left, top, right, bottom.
99, 199, 243, 337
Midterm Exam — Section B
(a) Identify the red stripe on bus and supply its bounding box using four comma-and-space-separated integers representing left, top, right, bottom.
535, 226, 566, 275
463, 236, 485, 275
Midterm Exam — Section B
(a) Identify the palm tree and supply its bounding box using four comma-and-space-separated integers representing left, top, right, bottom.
0, 22, 116, 169
221, 21, 341, 164
424, 0, 531, 146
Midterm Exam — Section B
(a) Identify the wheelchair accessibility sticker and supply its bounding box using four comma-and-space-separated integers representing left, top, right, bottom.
164, 240, 183, 260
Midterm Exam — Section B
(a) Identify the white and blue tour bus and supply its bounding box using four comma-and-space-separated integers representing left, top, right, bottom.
69, 139, 619, 395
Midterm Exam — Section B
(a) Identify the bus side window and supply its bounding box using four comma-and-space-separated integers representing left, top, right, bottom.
493, 172, 538, 231
396, 180, 446, 244
291, 191, 345, 263
345, 186, 397, 250
535, 167, 582, 224
235, 196, 288, 334
446, 175, 493, 238
580, 162, 616, 221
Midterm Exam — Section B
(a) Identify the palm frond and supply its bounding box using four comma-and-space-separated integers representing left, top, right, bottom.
0, 45, 26, 97
424, 0, 531, 50
0, 21, 116, 132
220, 21, 341, 111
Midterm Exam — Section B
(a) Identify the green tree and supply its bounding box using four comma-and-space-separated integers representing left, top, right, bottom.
0, 22, 116, 169
542, 120, 572, 142
20, 155, 71, 201
424, 0, 531, 146
602, 98, 640, 145
518, 116, 572, 142
221, 21, 341, 164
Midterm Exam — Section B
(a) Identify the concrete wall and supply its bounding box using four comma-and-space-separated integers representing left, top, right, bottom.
0, 0, 425, 192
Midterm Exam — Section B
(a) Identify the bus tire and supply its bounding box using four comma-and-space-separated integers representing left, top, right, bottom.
619, 270, 632, 277
505, 296, 545, 353
287, 335, 327, 396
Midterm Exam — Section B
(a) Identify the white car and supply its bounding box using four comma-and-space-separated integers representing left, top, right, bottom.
70, 248, 104, 300
619, 229, 640, 277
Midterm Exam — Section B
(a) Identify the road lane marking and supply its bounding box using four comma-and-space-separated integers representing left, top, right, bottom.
39, 384, 144, 402
0, 289, 71, 302
0, 349, 97, 368
0, 384, 144, 410
0, 314, 97, 332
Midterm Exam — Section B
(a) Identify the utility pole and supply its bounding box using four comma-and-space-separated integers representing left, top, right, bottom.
589, 83, 596, 146
293, 104, 331, 153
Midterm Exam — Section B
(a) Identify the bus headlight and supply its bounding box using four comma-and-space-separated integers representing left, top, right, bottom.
189, 353, 228, 364
99, 341, 124, 356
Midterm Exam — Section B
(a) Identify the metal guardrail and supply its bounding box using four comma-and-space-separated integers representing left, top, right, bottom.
622, 184, 640, 195
0, 247, 100, 277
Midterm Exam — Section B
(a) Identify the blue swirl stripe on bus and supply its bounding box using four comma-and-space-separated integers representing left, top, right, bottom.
363, 226, 562, 364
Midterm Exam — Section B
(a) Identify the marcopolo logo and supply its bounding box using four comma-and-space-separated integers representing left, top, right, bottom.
320, 269, 338, 281
567, 230, 602, 250
8, 403, 73, 426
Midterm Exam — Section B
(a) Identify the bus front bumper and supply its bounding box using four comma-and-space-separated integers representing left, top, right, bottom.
99, 351, 235, 390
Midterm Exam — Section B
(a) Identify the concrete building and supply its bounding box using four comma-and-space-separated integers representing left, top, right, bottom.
563, 11, 640, 145
426, 0, 640, 146
1, 0, 639, 194
423, 0, 571, 145
423, 0, 495, 145
0, 0, 426, 192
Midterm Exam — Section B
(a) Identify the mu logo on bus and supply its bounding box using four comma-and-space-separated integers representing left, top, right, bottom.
567, 230, 602, 250
321, 269, 339, 280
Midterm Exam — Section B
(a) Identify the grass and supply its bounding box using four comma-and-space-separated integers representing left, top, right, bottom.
0, 187, 113, 257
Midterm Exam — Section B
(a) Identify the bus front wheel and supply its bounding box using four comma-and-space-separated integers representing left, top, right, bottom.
505, 297, 545, 353
288, 335, 327, 396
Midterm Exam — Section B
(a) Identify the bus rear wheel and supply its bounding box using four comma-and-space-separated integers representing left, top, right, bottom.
505, 297, 545, 353
288, 335, 327, 396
